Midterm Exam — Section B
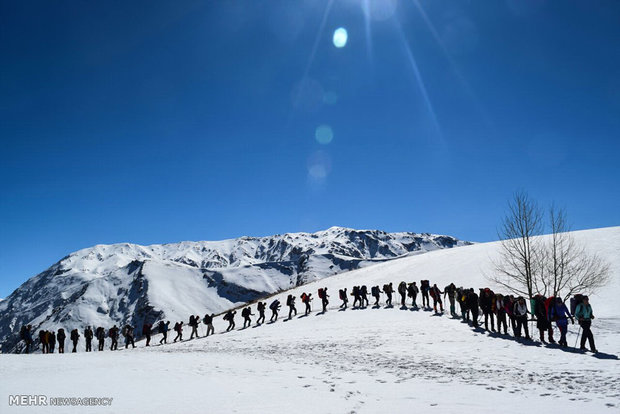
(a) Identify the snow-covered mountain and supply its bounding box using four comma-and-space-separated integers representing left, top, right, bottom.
0, 227, 469, 353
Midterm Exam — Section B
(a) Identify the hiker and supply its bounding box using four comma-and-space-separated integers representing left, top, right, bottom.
549, 297, 574, 347
222, 310, 235, 331
189, 315, 200, 339
57, 328, 66, 353
96, 326, 106, 351
444, 283, 457, 316
371, 285, 381, 306
242, 307, 254, 328
383, 283, 393, 306
575, 296, 597, 352
457, 287, 468, 319
287, 295, 297, 319
70, 328, 80, 353
257, 301, 266, 324
39, 330, 49, 354
505, 295, 517, 335
270, 300, 281, 322
340, 288, 349, 309
360, 285, 369, 307
173, 322, 183, 342
495, 294, 508, 334
109, 325, 119, 350
48, 330, 56, 353
158, 321, 170, 344
301, 293, 312, 315
398, 281, 407, 307
20, 325, 33, 354
430, 284, 444, 313
84, 326, 94, 352
123, 324, 135, 348
479, 288, 495, 331
319, 287, 329, 312
408, 282, 419, 308
513, 297, 531, 340
351, 286, 361, 308
466, 289, 479, 327
534, 295, 554, 344
142, 323, 153, 346
204, 314, 215, 336
420, 280, 430, 308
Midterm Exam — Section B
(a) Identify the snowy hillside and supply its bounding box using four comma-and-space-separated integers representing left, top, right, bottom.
1, 227, 618, 413
0, 227, 468, 353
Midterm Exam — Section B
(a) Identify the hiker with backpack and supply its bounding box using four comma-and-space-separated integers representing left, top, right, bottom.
204, 313, 215, 335
360, 285, 369, 307
466, 289, 479, 327
39, 330, 49, 354
256, 302, 266, 324
142, 323, 153, 346
352, 286, 361, 308
242, 307, 254, 328
457, 287, 468, 319
300, 293, 312, 315
48, 330, 56, 353
340, 288, 349, 309
270, 299, 281, 322
371, 285, 381, 307
383, 283, 393, 307
513, 297, 531, 340
189, 315, 200, 339
408, 282, 419, 308
20, 325, 33, 354
505, 295, 517, 335
287, 295, 297, 319
96, 326, 106, 350
444, 283, 457, 316
224, 310, 236, 331
574, 296, 597, 352
158, 321, 170, 344
173, 321, 183, 342
420, 280, 430, 308
495, 294, 508, 335
123, 324, 136, 348
398, 281, 407, 307
430, 284, 444, 313
479, 288, 495, 331
57, 328, 66, 353
109, 325, 119, 350
534, 295, 554, 344
70, 328, 80, 353
84, 326, 94, 352
319, 287, 329, 312
549, 297, 574, 347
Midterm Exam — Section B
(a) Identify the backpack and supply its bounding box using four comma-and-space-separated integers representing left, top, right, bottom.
269, 300, 280, 310
286, 295, 292, 306
20, 326, 26, 340
430, 288, 436, 299
339, 289, 346, 300
421, 280, 430, 291
301, 293, 308, 303
318, 288, 324, 299
570, 294, 584, 316
189, 315, 195, 326
398, 282, 406, 294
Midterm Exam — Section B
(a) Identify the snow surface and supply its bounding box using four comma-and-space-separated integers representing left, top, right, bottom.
1, 227, 619, 413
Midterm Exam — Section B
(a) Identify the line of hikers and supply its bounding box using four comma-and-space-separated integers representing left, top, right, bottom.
17, 281, 598, 354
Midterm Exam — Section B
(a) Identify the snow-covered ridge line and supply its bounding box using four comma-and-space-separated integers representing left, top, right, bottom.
0, 227, 469, 353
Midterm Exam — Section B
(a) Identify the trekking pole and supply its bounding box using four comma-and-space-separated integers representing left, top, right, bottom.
573, 326, 581, 349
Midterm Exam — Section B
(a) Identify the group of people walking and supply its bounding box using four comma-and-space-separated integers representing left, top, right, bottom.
18, 280, 599, 354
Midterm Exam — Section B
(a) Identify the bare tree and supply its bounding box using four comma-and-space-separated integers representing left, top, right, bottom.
490, 191, 544, 300
541, 205, 610, 302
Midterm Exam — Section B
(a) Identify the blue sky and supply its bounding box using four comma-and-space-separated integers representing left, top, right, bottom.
1, 0, 619, 297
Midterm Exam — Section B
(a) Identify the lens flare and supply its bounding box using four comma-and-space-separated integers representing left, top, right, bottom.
315, 125, 334, 144
333, 28, 348, 48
